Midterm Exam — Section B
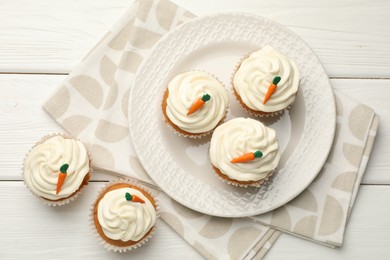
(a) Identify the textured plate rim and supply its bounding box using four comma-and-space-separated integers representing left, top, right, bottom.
128, 12, 336, 217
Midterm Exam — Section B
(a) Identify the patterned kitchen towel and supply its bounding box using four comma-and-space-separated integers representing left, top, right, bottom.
43, 0, 279, 259
251, 91, 379, 247
42, 0, 379, 257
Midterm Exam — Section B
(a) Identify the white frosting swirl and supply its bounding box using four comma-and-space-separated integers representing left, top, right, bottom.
23, 136, 90, 200
233, 46, 300, 112
166, 71, 229, 133
210, 118, 280, 182
97, 187, 157, 242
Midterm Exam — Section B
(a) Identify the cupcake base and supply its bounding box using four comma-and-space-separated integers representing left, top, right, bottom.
233, 87, 286, 117
212, 165, 276, 188
41, 173, 90, 206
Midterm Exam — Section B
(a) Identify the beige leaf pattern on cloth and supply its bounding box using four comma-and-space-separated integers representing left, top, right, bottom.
156, 0, 178, 30
319, 195, 344, 236
103, 82, 119, 111
183, 11, 196, 20
349, 104, 372, 141
69, 75, 104, 109
128, 26, 162, 49
100, 55, 119, 110
331, 171, 357, 192
199, 217, 233, 239
43, 86, 70, 119
100, 55, 117, 87
160, 212, 185, 237
192, 242, 217, 260
88, 144, 115, 169
293, 216, 318, 238
61, 115, 92, 136
270, 207, 292, 230
288, 190, 318, 213
228, 227, 263, 260
122, 88, 130, 118
171, 199, 203, 219
343, 143, 364, 167
136, 0, 153, 22
108, 21, 134, 51
95, 119, 128, 143
119, 51, 143, 73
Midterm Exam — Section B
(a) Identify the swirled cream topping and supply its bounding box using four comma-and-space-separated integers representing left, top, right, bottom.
233, 46, 300, 112
210, 118, 280, 182
23, 136, 90, 200
165, 71, 229, 133
97, 187, 157, 242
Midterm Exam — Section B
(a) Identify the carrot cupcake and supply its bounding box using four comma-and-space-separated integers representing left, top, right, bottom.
233, 46, 300, 116
209, 118, 281, 187
92, 182, 158, 252
23, 135, 90, 206
162, 71, 229, 138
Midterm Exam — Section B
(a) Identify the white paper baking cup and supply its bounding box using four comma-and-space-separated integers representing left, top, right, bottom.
213, 165, 276, 188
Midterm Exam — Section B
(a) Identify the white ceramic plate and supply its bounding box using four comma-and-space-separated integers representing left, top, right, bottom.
128, 13, 335, 217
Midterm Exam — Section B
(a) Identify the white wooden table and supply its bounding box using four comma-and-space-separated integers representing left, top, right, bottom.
1, 0, 390, 259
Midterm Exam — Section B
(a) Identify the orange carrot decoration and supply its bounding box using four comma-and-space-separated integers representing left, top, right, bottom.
231, 150, 263, 163
263, 76, 281, 104
56, 163, 69, 194
125, 192, 145, 204
187, 94, 211, 115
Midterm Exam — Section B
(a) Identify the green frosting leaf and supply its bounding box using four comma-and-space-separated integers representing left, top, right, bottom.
125, 192, 133, 201
60, 164, 69, 174
254, 150, 263, 158
272, 76, 281, 85
202, 93, 211, 102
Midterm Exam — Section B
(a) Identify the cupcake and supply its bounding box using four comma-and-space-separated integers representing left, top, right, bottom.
92, 182, 158, 252
209, 118, 281, 187
162, 71, 229, 138
23, 135, 91, 206
233, 46, 300, 116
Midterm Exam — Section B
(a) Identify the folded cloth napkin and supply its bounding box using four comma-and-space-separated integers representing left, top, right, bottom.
251, 90, 379, 247
42, 0, 379, 258
43, 1, 279, 259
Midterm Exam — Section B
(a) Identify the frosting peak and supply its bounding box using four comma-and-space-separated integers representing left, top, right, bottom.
97, 187, 156, 242
210, 118, 280, 182
165, 71, 228, 133
233, 46, 300, 112
23, 136, 90, 200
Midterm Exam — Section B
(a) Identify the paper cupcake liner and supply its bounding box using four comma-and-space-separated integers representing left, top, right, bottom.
161, 110, 228, 139
161, 70, 229, 138
213, 165, 277, 188
90, 179, 160, 253
232, 88, 289, 118
22, 133, 92, 206
230, 52, 295, 117
161, 112, 213, 139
